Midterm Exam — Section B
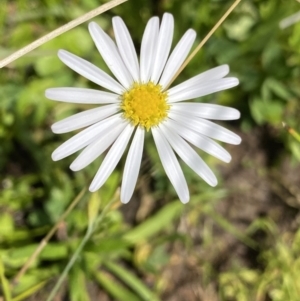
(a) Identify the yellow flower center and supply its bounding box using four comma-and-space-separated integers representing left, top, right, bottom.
120, 82, 170, 131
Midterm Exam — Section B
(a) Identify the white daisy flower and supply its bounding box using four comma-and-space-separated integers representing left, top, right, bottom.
45, 13, 241, 204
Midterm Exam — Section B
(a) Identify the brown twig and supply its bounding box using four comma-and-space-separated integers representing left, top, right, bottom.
165, 0, 242, 90
0, 0, 128, 68
282, 122, 300, 143
11, 187, 87, 286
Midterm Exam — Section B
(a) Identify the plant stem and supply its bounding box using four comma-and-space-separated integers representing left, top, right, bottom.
12, 187, 87, 287
46, 229, 92, 301
0, 0, 128, 68
283, 122, 300, 143
165, 0, 242, 90
46, 196, 117, 301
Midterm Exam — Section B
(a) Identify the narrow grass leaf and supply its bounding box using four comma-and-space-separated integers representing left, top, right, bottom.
94, 271, 140, 301
69, 264, 91, 301
0, 257, 12, 301
205, 209, 257, 249
88, 192, 101, 228
123, 201, 183, 244
104, 261, 160, 301
12, 280, 47, 301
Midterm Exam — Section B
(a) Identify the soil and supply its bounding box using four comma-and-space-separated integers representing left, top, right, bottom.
25, 126, 300, 301
160, 126, 300, 301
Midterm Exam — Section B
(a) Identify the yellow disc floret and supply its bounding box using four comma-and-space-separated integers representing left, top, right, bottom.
120, 82, 170, 131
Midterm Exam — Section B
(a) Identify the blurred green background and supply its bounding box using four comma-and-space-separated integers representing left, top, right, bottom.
1, 0, 300, 300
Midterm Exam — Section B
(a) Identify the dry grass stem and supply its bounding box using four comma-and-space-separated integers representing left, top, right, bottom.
0, 0, 128, 68
282, 122, 300, 142
279, 10, 300, 29
11, 187, 87, 286
165, 0, 242, 90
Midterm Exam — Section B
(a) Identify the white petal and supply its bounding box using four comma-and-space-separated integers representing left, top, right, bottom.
150, 13, 174, 84
52, 113, 123, 161
165, 119, 231, 163
58, 50, 124, 94
51, 104, 120, 134
121, 127, 145, 204
89, 123, 134, 192
171, 103, 240, 120
168, 78, 239, 103
70, 121, 127, 171
159, 29, 196, 89
45, 88, 120, 104
112, 17, 140, 82
169, 111, 241, 145
140, 17, 159, 83
160, 124, 217, 186
88, 22, 133, 89
167, 65, 230, 96
152, 127, 189, 203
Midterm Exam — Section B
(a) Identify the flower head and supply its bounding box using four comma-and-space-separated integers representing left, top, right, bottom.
46, 13, 241, 204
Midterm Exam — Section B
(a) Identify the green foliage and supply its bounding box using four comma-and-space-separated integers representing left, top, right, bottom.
219, 220, 300, 301
1, 0, 300, 300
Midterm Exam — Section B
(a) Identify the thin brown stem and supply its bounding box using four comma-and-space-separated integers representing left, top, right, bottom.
46, 190, 119, 301
165, 0, 242, 90
11, 187, 87, 286
0, 0, 128, 68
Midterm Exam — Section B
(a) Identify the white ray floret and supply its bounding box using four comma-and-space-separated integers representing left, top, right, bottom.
168, 77, 239, 102
45, 87, 120, 104
167, 64, 230, 96
121, 127, 145, 204
51, 114, 123, 161
171, 103, 240, 120
70, 121, 127, 171
140, 17, 159, 83
113, 17, 140, 82
150, 13, 174, 84
88, 22, 133, 89
58, 50, 124, 94
46, 13, 241, 204
51, 104, 120, 134
89, 124, 134, 192
169, 111, 241, 145
152, 127, 190, 204
165, 119, 232, 163
160, 124, 217, 186
159, 29, 196, 89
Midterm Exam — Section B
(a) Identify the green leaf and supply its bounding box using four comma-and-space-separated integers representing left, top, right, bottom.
104, 261, 160, 301
94, 271, 140, 301
205, 209, 257, 249
12, 269, 56, 296
35, 56, 63, 77
38, 27, 94, 57
99, 171, 120, 204
0, 257, 12, 301
12, 280, 47, 301
223, 15, 256, 42
250, 98, 283, 125
266, 78, 293, 101
16, 78, 56, 126
88, 192, 101, 228
123, 201, 183, 244
46, 184, 73, 223
289, 22, 300, 53
3, 245, 37, 268
261, 41, 282, 69
290, 140, 300, 162
86, 237, 130, 254
0, 212, 15, 235
0, 227, 48, 244
68, 264, 91, 301
40, 243, 68, 261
